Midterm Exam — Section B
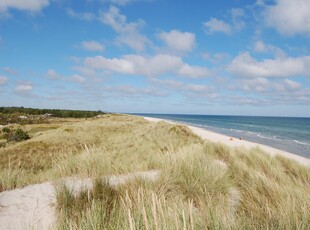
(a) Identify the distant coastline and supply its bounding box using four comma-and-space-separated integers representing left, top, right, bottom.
134, 114, 310, 164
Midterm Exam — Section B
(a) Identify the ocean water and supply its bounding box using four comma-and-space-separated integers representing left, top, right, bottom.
135, 113, 310, 158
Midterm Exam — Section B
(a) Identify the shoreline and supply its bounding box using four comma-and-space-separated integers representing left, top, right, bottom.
142, 116, 310, 167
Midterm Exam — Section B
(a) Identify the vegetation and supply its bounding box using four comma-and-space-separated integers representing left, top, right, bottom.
0, 114, 309, 229
0, 106, 106, 125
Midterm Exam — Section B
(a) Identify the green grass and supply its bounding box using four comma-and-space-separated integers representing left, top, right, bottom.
0, 114, 309, 229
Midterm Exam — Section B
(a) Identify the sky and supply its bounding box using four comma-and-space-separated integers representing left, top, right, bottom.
0, 0, 310, 117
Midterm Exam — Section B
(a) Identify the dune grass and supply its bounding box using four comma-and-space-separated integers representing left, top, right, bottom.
55, 142, 310, 229
0, 114, 309, 229
0, 114, 201, 191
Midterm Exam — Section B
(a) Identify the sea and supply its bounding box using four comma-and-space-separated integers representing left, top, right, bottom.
135, 113, 310, 158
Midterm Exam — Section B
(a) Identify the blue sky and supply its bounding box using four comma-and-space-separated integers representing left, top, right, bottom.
0, 0, 310, 116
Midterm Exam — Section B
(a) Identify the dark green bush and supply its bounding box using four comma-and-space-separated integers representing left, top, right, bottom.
2, 127, 10, 133
8, 128, 30, 142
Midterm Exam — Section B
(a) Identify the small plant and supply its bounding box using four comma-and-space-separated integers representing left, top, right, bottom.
2, 127, 10, 133
8, 128, 30, 142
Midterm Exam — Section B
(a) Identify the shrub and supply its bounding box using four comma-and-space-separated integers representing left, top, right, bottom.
8, 128, 30, 142
2, 127, 10, 133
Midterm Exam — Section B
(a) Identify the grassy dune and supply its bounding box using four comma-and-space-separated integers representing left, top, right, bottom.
1, 114, 310, 229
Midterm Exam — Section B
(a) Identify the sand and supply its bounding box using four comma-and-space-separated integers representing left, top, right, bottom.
0, 170, 160, 230
143, 116, 310, 167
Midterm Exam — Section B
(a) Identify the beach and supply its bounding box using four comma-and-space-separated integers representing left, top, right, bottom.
143, 116, 310, 167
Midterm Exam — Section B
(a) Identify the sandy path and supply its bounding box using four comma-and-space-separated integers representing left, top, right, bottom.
143, 116, 310, 167
0, 170, 160, 230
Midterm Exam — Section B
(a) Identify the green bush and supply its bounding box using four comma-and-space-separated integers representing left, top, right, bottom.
8, 128, 30, 142
2, 127, 10, 133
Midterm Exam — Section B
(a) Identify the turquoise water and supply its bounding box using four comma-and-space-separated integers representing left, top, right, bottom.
135, 114, 310, 158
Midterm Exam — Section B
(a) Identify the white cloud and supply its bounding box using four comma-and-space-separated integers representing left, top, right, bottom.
157, 30, 195, 52
66, 8, 95, 22
230, 77, 306, 105
100, 0, 150, 5
99, 6, 150, 51
15, 83, 33, 94
203, 18, 232, 34
2, 67, 18, 76
0, 0, 49, 12
80, 41, 105, 52
84, 54, 209, 78
115, 33, 149, 52
233, 77, 270, 92
283, 79, 301, 90
264, 0, 310, 36
231, 8, 245, 31
47, 69, 60, 80
84, 56, 135, 74
203, 8, 245, 35
114, 85, 165, 97
253, 40, 268, 53
185, 84, 212, 93
150, 79, 184, 89
0, 75, 8, 85
46, 69, 87, 84
228, 52, 310, 78
203, 51, 230, 63
253, 40, 286, 58
178, 64, 209, 78
84, 54, 183, 77
71, 74, 85, 83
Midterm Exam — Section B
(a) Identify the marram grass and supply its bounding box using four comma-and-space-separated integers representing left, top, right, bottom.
0, 114, 309, 229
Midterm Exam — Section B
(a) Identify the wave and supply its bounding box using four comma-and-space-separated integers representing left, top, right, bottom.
256, 133, 281, 141
294, 140, 310, 146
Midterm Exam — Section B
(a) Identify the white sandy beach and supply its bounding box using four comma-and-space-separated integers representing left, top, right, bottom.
143, 116, 310, 167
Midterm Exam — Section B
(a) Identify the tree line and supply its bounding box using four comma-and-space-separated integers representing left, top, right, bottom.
0, 107, 107, 118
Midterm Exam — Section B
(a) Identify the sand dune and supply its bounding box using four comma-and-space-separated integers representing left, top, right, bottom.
0, 171, 160, 230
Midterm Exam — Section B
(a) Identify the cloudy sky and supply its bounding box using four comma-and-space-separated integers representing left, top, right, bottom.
0, 0, 310, 116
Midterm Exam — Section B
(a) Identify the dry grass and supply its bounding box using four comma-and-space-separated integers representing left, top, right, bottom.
0, 114, 201, 191
55, 142, 310, 229
0, 114, 309, 229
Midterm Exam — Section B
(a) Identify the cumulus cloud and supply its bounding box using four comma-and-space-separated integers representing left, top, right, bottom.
253, 40, 286, 58
178, 64, 209, 78
283, 79, 301, 90
151, 79, 218, 101
101, 0, 151, 5
204, 8, 245, 35
227, 76, 309, 106
84, 54, 210, 78
2, 67, 18, 76
0, 75, 8, 85
0, 0, 49, 12
80, 41, 105, 52
157, 30, 195, 52
66, 8, 95, 22
99, 6, 150, 51
46, 69, 60, 80
232, 77, 270, 92
202, 51, 230, 64
71, 74, 85, 83
264, 0, 310, 36
203, 18, 232, 34
85, 54, 182, 76
228, 52, 310, 78
14, 83, 33, 94
231, 8, 245, 31
114, 85, 166, 97
46, 69, 86, 84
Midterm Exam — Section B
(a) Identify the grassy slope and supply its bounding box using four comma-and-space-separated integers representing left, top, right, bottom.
0, 114, 309, 229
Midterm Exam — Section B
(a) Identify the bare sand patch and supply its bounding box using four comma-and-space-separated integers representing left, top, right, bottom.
0, 170, 160, 230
